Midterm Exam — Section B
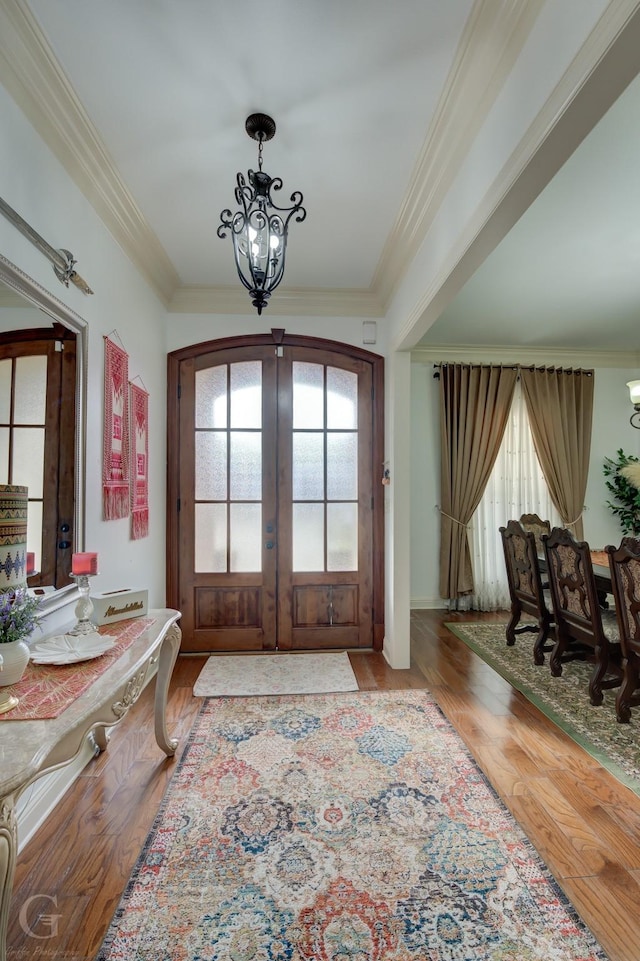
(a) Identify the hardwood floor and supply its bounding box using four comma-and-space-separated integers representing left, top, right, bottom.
7, 609, 640, 960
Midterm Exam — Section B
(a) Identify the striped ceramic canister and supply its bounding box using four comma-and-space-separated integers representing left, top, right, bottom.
0, 485, 28, 591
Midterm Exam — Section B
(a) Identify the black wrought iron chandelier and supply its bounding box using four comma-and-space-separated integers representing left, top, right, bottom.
218, 113, 306, 315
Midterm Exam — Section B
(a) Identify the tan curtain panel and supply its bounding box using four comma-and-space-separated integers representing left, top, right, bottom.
439, 364, 517, 600
520, 367, 594, 542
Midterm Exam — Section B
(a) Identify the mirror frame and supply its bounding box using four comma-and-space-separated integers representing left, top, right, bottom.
0, 252, 87, 613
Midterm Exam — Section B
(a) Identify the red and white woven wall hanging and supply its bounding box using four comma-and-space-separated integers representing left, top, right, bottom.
129, 381, 149, 539
103, 336, 130, 520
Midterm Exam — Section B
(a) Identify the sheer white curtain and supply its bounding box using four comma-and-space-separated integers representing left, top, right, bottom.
470, 379, 560, 611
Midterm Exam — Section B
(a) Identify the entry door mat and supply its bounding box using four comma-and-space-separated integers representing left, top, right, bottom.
193, 651, 359, 697
96, 690, 607, 960
447, 620, 640, 797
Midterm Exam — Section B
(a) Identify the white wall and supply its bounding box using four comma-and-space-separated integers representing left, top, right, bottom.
0, 84, 169, 607
0, 304, 48, 330
166, 310, 388, 356
410, 359, 640, 608
384, 351, 412, 667
586, 367, 640, 546
386, 0, 611, 350
410, 361, 441, 607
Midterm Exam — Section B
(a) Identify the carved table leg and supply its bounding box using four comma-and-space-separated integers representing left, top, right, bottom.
92, 725, 110, 752
0, 795, 17, 961
154, 623, 181, 756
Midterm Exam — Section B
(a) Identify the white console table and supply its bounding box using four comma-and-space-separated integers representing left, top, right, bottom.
0, 608, 182, 961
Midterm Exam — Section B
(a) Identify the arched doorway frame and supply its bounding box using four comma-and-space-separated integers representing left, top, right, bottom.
166, 329, 385, 650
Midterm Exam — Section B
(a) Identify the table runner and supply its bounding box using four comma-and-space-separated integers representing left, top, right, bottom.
590, 549, 608, 568
0, 616, 156, 721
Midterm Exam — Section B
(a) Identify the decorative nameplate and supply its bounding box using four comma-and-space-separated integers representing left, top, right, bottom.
90, 588, 148, 626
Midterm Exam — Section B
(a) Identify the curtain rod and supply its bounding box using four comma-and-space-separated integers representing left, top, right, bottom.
432, 362, 594, 379
0, 196, 93, 295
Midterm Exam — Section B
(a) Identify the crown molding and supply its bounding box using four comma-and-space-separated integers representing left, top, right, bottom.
372, 0, 546, 310
0, 0, 544, 318
0, 0, 180, 305
395, 0, 640, 350
168, 284, 384, 317
411, 344, 640, 369
3, 0, 636, 330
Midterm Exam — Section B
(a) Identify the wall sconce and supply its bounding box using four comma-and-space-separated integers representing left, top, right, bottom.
627, 380, 640, 428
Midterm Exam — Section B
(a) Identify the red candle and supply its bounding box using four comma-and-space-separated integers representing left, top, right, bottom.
26, 552, 35, 575
72, 552, 98, 575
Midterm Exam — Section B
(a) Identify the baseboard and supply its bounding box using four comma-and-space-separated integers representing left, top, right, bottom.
410, 598, 448, 610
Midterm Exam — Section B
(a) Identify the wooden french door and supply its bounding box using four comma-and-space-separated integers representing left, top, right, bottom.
167, 333, 384, 653
0, 324, 76, 588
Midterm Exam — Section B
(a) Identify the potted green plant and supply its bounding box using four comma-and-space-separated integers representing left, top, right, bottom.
603, 448, 640, 536
0, 588, 41, 714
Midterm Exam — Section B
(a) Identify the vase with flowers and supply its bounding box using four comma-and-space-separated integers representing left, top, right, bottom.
0, 588, 41, 714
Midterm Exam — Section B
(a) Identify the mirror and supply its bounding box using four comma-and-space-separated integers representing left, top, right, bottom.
0, 253, 86, 601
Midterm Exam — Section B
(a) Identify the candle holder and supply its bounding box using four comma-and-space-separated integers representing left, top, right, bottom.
69, 573, 98, 636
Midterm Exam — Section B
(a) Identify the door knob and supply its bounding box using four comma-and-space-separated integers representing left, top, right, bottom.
266, 541, 274, 549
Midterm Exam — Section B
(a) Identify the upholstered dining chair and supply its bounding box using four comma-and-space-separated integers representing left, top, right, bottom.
542, 527, 622, 706
519, 513, 551, 588
605, 537, 640, 723
519, 514, 551, 556
499, 520, 554, 665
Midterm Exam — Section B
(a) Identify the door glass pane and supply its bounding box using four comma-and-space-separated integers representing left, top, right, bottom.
0, 427, 8, 480
293, 362, 324, 429
292, 432, 324, 500
13, 428, 45, 497
195, 503, 227, 572
327, 433, 357, 500
230, 503, 262, 572
327, 502, 358, 571
27, 500, 42, 572
327, 367, 357, 429
230, 362, 262, 429
230, 433, 262, 500
195, 432, 227, 500
14, 356, 47, 424
293, 503, 324, 571
196, 366, 227, 428
0, 360, 11, 422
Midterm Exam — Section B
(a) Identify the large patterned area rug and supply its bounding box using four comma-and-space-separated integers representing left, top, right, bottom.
96, 690, 607, 960
447, 621, 640, 796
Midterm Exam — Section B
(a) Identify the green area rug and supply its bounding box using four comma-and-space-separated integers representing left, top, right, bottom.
447, 621, 640, 796
96, 690, 606, 960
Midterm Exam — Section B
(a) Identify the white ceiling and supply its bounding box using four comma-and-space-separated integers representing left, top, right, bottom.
23, 0, 474, 290
423, 69, 640, 351
3, 0, 640, 346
